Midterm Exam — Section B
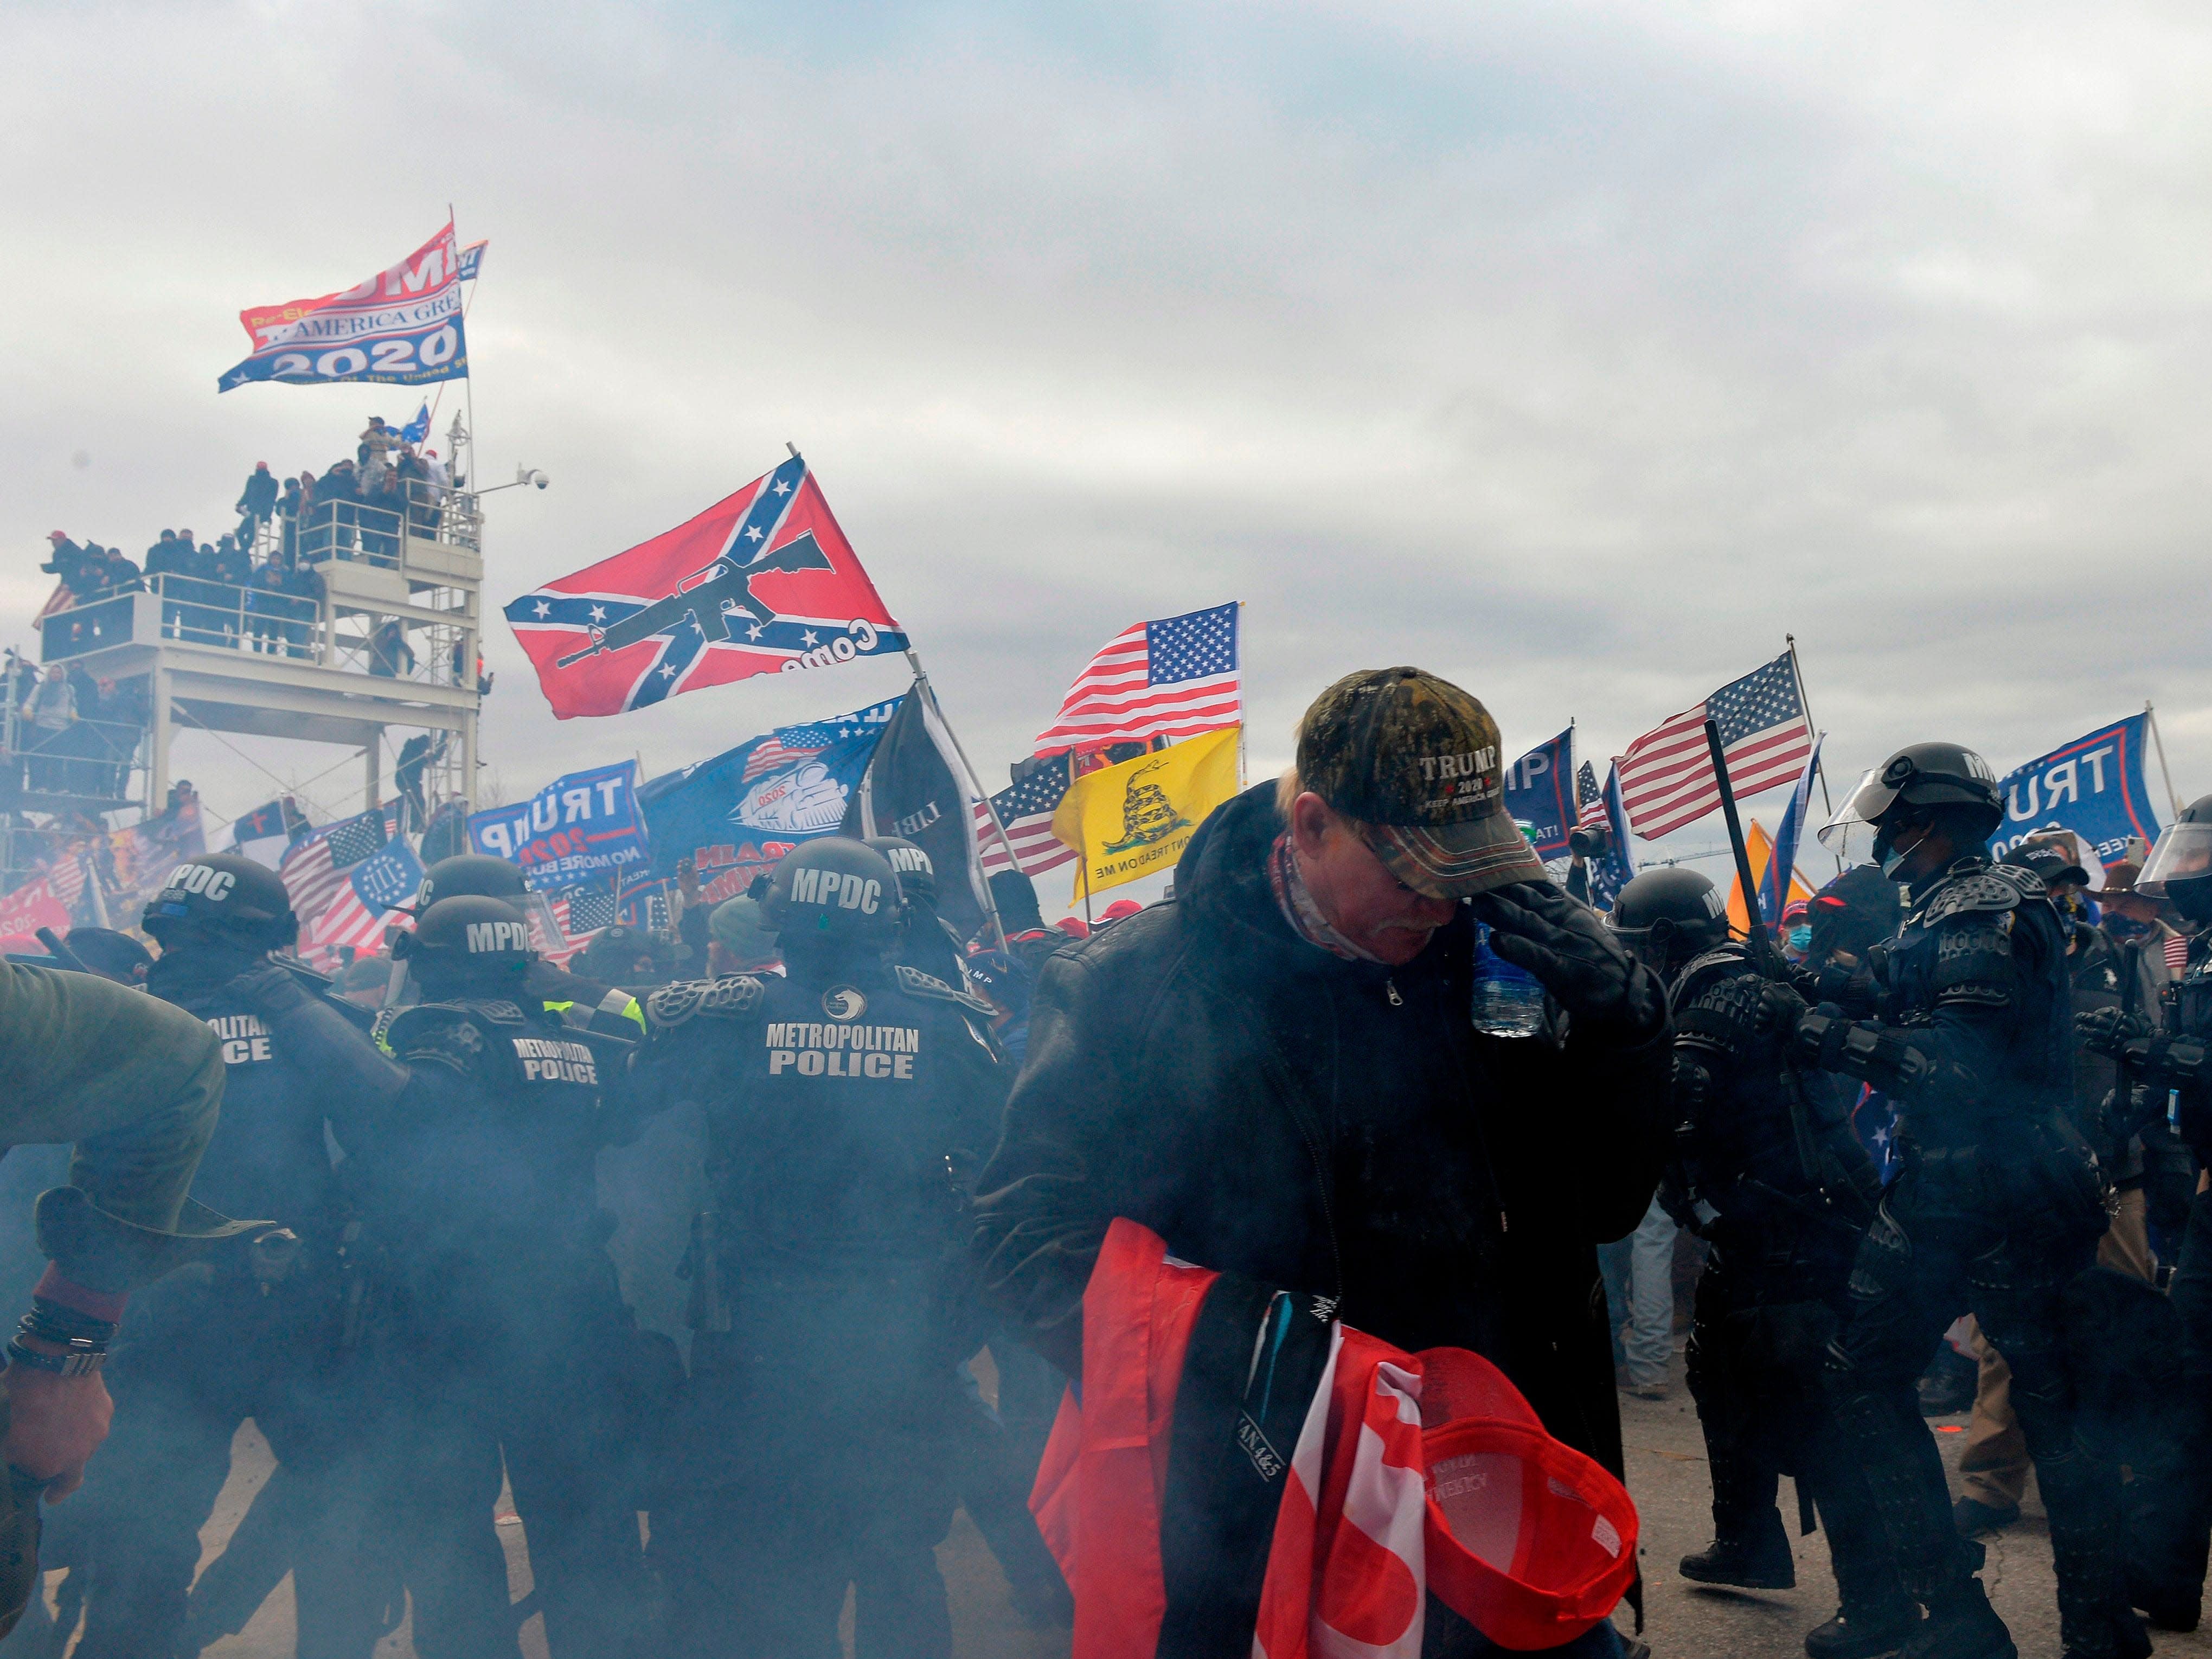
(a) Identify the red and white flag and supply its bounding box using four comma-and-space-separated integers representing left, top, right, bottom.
973, 763, 1080, 879
505, 454, 908, 720
1034, 604, 1240, 758
1614, 652, 1813, 840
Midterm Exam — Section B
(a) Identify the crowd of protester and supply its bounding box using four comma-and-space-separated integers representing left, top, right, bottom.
2, 651, 146, 799
30, 418, 471, 690
6, 663, 2212, 1659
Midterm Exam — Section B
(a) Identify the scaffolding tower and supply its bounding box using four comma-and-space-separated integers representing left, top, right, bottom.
4, 478, 487, 883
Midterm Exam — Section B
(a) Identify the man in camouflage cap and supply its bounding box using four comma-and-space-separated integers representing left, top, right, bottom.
975, 666, 1669, 1655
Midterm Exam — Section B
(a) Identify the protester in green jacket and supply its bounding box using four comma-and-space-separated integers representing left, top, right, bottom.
0, 955, 248, 1634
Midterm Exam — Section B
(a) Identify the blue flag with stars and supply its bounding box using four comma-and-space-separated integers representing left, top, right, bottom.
637, 698, 902, 901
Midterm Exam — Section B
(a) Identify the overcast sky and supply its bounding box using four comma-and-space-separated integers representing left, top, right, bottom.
4, 1, 2208, 885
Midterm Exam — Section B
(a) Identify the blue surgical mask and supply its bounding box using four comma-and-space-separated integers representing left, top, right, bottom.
1788, 925, 1812, 951
1880, 845, 1910, 879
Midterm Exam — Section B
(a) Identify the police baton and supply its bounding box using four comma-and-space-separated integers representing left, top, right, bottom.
33, 927, 92, 976
1706, 720, 1827, 1184
1702, 719, 1784, 980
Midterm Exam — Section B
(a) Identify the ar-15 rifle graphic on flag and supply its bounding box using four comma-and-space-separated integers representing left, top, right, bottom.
506, 453, 909, 719
552, 536, 834, 668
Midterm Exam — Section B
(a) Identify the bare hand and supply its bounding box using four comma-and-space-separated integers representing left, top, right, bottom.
5, 1367, 112, 1500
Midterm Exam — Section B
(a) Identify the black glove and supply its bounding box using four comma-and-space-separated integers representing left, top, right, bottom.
1471, 882, 1663, 1040
1793, 1006, 1851, 1071
1754, 978, 1807, 1039
2077, 1006, 2151, 1058
228, 960, 313, 1021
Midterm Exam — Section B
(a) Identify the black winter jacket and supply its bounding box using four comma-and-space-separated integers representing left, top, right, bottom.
972, 783, 1670, 1474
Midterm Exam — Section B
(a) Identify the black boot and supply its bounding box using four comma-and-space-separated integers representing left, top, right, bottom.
1806, 1604, 1922, 1659
2034, 1428, 2143, 1659
1807, 1436, 1922, 1659
1682, 1503, 1796, 1590
1896, 1579, 2016, 1659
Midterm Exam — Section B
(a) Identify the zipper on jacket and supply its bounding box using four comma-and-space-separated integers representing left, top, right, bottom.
1385, 978, 1402, 1008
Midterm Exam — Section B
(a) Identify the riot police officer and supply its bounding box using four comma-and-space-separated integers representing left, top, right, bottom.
633, 838, 1007, 1659
864, 835, 969, 987
411, 853, 645, 1037
1610, 868, 1907, 1659
361, 895, 652, 1659
2081, 793, 2212, 1629
70, 852, 406, 1658
1797, 744, 2137, 1659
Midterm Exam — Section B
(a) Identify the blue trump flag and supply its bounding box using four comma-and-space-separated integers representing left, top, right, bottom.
466, 760, 650, 888
1503, 727, 1576, 860
638, 699, 901, 904
1993, 714, 2165, 873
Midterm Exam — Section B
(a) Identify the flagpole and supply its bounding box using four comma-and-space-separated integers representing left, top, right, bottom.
2148, 700, 2182, 818
1783, 637, 1833, 818
1784, 636, 1843, 876
902, 649, 1013, 952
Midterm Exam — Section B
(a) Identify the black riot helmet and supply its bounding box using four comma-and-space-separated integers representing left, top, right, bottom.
761, 845, 898, 960
417, 853, 527, 908
863, 836, 937, 909
143, 852, 298, 951
391, 894, 534, 991
1607, 867, 1729, 972
1818, 741, 2003, 868
2138, 793, 2212, 924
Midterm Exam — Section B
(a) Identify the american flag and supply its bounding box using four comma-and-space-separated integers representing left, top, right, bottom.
565, 888, 619, 936
973, 762, 1080, 878
1034, 603, 1240, 757
743, 717, 841, 782
1575, 760, 1637, 912
541, 890, 614, 967
41, 850, 86, 907
1614, 653, 1813, 840
303, 841, 422, 960
279, 805, 394, 926
2167, 932, 2192, 978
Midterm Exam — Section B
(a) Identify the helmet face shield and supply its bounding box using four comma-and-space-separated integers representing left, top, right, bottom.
514, 891, 568, 956
2137, 821, 2212, 896
1817, 768, 1896, 864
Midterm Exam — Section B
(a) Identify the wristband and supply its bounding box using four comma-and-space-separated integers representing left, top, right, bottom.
5, 1337, 105, 1378
22, 1299, 114, 1348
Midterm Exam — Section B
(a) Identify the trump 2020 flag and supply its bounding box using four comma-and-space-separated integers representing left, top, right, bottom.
506, 454, 911, 719
1993, 714, 2165, 882
1502, 727, 1576, 860
219, 222, 469, 392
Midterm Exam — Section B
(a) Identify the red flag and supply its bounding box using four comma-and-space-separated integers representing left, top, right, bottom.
504, 455, 909, 719
0, 878, 71, 955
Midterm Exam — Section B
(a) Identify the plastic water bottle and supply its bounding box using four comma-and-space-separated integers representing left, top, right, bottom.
1471, 922, 1547, 1038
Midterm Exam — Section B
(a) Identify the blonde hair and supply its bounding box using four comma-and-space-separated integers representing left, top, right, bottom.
1275, 766, 1377, 841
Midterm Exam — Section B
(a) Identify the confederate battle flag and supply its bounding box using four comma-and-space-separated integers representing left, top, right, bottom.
505, 454, 909, 719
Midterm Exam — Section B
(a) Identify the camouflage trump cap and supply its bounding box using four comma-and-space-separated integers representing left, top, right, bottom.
1297, 667, 1548, 899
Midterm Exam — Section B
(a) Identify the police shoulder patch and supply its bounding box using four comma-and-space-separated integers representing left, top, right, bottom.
386, 1003, 493, 1074
644, 976, 765, 1030
1670, 944, 1752, 1005
1919, 870, 2027, 926
892, 963, 997, 1019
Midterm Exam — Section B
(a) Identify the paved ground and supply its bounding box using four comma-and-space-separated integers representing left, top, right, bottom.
17, 1345, 2206, 1658
1617, 1344, 2212, 1659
